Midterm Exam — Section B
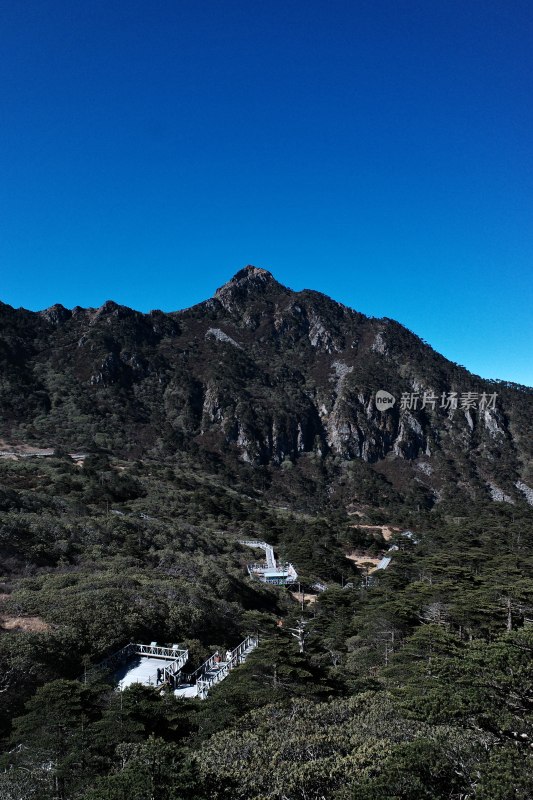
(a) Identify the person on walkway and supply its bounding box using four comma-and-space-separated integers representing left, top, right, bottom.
156, 667, 162, 685
225, 649, 232, 664
214, 653, 221, 666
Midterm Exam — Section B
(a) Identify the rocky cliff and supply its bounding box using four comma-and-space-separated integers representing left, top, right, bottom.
0, 266, 531, 509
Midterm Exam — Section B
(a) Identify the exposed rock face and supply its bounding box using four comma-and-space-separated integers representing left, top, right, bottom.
488, 483, 515, 503
214, 266, 288, 315
205, 328, 243, 349
516, 482, 533, 506
0, 265, 531, 504
39, 304, 72, 326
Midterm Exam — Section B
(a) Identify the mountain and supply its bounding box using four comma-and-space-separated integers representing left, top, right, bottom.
0, 265, 532, 512
1, 267, 533, 800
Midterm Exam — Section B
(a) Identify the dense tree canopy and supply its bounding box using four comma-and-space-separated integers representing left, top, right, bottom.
0, 452, 532, 799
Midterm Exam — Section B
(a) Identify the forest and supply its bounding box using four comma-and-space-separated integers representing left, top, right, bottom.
0, 450, 532, 799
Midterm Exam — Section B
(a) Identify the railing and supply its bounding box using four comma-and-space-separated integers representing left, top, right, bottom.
240, 540, 276, 568
278, 563, 298, 584
241, 541, 298, 585
196, 635, 258, 699
149, 649, 189, 687
99, 642, 136, 671
197, 662, 231, 699
247, 563, 298, 584
147, 648, 189, 688
186, 651, 220, 683
286, 564, 298, 580
265, 545, 276, 568
80, 642, 189, 688
247, 562, 268, 574
240, 539, 268, 549
80, 642, 136, 683
134, 643, 187, 660
230, 634, 258, 664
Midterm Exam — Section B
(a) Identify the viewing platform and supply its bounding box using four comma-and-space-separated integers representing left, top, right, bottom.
90, 637, 259, 700
240, 540, 298, 586
115, 643, 189, 690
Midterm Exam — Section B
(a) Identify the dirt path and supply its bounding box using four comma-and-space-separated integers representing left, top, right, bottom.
345, 552, 382, 568
348, 524, 400, 541
290, 591, 317, 605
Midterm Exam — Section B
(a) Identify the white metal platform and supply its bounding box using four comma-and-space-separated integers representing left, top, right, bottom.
111, 638, 258, 700
240, 540, 298, 585
174, 683, 199, 698
118, 656, 177, 690
114, 643, 189, 690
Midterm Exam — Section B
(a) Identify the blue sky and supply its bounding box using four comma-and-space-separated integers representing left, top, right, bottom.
1, 0, 532, 386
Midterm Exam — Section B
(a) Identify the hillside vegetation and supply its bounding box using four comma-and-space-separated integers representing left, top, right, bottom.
1, 269, 532, 798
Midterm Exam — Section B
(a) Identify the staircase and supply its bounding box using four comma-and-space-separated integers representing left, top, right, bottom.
240, 540, 276, 568
176, 635, 259, 700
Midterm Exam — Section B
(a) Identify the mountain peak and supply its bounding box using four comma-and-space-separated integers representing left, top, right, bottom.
217, 265, 278, 290
39, 303, 72, 326
233, 265, 274, 281
214, 266, 288, 311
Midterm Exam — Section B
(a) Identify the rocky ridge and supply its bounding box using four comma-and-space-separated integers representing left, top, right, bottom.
0, 266, 531, 509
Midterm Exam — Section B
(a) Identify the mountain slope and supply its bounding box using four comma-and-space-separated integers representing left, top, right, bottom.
0, 266, 531, 510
